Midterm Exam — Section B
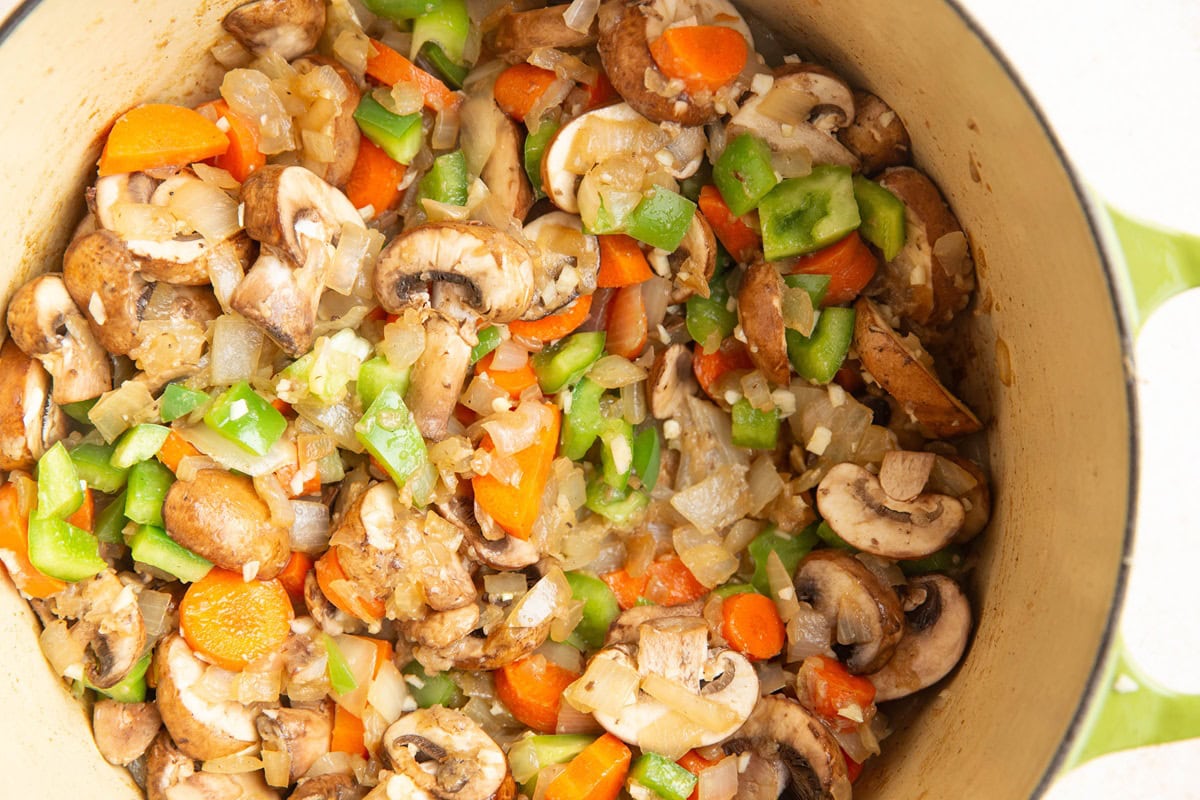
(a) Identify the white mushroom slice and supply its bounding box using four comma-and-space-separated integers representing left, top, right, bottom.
604, 600, 706, 646
44, 570, 146, 689
878, 449, 936, 502
867, 574, 972, 701
0, 338, 68, 470
649, 343, 696, 420
303, 570, 367, 636
487, 5, 598, 63
729, 694, 852, 800
668, 213, 717, 302
91, 172, 157, 230
483, 108, 534, 222
145, 731, 279, 800
222, 0, 326, 60
816, 462, 965, 560
521, 211, 600, 322
401, 604, 482, 650
436, 492, 540, 571
637, 617, 709, 687
93, 700, 161, 767
291, 774, 363, 800
257, 703, 333, 784
382, 707, 511, 800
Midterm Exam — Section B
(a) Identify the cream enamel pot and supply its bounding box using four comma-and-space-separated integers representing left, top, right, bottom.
0, 1, 1140, 797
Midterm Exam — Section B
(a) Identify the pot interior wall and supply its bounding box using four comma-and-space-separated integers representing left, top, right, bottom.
0, 1, 1133, 798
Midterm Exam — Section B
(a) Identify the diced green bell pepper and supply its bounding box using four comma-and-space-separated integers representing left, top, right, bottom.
815, 520, 856, 551
93, 491, 128, 545
524, 118, 560, 201
402, 660, 463, 708
354, 94, 424, 165
560, 378, 606, 461
900, 544, 966, 575
357, 356, 413, 410
419, 150, 469, 206
36, 442, 83, 520
599, 418, 635, 491
70, 444, 129, 495
111, 424, 170, 469
853, 175, 907, 261
629, 752, 698, 800
323, 634, 359, 696
564, 571, 620, 651
631, 427, 661, 492
713, 133, 779, 216
354, 386, 430, 498
128, 524, 212, 583
685, 294, 737, 351
159, 383, 211, 423
749, 523, 820, 595
60, 398, 98, 425
411, 0, 469, 64
712, 582, 756, 598
27, 517, 106, 582
625, 187, 696, 252
731, 398, 780, 450
94, 653, 151, 703
471, 326, 503, 364
417, 41, 468, 90
759, 165, 861, 261
124, 460, 174, 527
782, 273, 832, 308
204, 380, 288, 456
585, 476, 649, 525
362, 0, 444, 20
786, 306, 855, 384
532, 332, 606, 394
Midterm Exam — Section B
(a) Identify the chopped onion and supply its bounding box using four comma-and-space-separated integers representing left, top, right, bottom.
561, 0, 600, 33
556, 701, 604, 734
697, 755, 739, 800
641, 674, 741, 732
166, 179, 240, 241
673, 526, 738, 588
108, 202, 179, 241
563, 653, 640, 716
536, 640, 583, 674
237, 658, 283, 704
757, 81, 819, 124
221, 68, 295, 155
528, 47, 598, 86
367, 660, 409, 724
782, 285, 816, 336
289, 500, 331, 554
196, 664, 239, 703
330, 634, 378, 717
771, 148, 813, 179
670, 465, 751, 534
137, 589, 174, 646
39, 620, 85, 678
262, 748, 292, 788
642, 276, 671, 332
211, 314, 265, 384
740, 370, 774, 412
746, 454, 785, 515
208, 245, 246, 313
192, 162, 241, 190
490, 340, 529, 372
379, 311, 426, 370
460, 373, 508, 418
550, 598, 586, 643
933, 230, 972, 278
179, 423, 296, 476
532, 764, 568, 800
722, 519, 761, 556
482, 400, 554, 456
855, 553, 904, 589
89, 381, 157, 443
303, 751, 362, 779
929, 455, 979, 496
201, 754, 263, 774
620, 381, 647, 426
431, 102, 462, 151
787, 602, 834, 663
459, 89, 501, 178
556, 457, 587, 511
327, 223, 372, 296
587, 355, 647, 389
754, 660, 790, 695
484, 572, 528, 602
295, 396, 363, 453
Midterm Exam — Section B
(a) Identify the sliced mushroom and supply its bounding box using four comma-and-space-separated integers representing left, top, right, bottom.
867, 574, 971, 701
868, 166, 973, 329
730, 694, 852, 800
0, 338, 69, 470
154, 633, 260, 761
146, 731, 280, 800
93, 699, 162, 766
222, 0, 326, 60
487, 5, 598, 62
737, 261, 790, 386
853, 296, 982, 437
649, 342, 696, 419
45, 570, 147, 689
437, 491, 540, 571
815, 462, 965, 560
793, 549, 904, 674
402, 604, 482, 650
406, 311, 474, 442
521, 211, 600, 322
383, 707, 511, 800
728, 67, 858, 169
837, 90, 911, 175
6, 273, 113, 403
258, 703, 334, 783
90, 171, 157, 229
62, 229, 152, 355
726, 749, 789, 800
933, 454, 991, 543
668, 212, 716, 302
483, 109, 534, 222
303, 570, 367, 636
292, 56, 362, 189
603, 599, 705, 646
291, 774, 366, 800
163, 468, 291, 580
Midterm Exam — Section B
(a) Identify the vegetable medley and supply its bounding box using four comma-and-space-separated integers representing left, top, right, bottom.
0, 0, 991, 798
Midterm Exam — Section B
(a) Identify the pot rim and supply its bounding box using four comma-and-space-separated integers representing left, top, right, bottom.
0, 0, 1142, 795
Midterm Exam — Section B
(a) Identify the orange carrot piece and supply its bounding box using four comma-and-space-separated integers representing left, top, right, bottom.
601, 567, 648, 611
366, 38, 460, 113
843, 749, 864, 783
358, 635, 394, 679
493, 63, 558, 123
507, 294, 593, 343
179, 568, 294, 671
157, 429, 202, 474
677, 750, 719, 800
276, 551, 313, 602
65, 488, 95, 533
495, 654, 581, 734
721, 591, 786, 660
698, 185, 761, 264
472, 403, 561, 540
596, 234, 653, 288
691, 338, 753, 399
345, 138, 407, 219
604, 284, 648, 359
648, 26, 748, 94
643, 555, 708, 607
0, 483, 66, 599
195, 99, 265, 182
271, 398, 295, 417
330, 704, 369, 758
796, 655, 878, 731
788, 232, 878, 306
98, 103, 230, 177
476, 350, 539, 398
544, 733, 631, 800
315, 548, 387, 623
585, 70, 618, 110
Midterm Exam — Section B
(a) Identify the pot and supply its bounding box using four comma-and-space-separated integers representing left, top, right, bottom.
0, 1, 1192, 797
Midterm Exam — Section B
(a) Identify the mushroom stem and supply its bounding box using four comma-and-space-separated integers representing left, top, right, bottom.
407, 312, 473, 442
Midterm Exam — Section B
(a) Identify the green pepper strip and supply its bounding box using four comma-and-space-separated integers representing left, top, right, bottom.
27, 517, 106, 582
631, 427, 661, 492
853, 175, 907, 261
599, 418, 635, 491
524, 118, 560, 201
354, 386, 430, 500
411, 0, 469, 64
749, 523, 820, 595
624, 187, 697, 252
128, 524, 213, 583
60, 398, 98, 425
70, 444, 129, 495
93, 653, 152, 703
417, 41, 469, 89
357, 356, 413, 410
815, 520, 856, 551
124, 460, 174, 527
713, 132, 779, 216
629, 752, 698, 800
900, 544, 966, 575
786, 306, 856, 385
110, 424, 170, 469
560, 377, 606, 461
731, 398, 780, 450
323, 635, 359, 696
509, 734, 597, 787
362, 0, 444, 20
203, 380, 288, 456
470, 326, 503, 364
35, 441, 83, 520
782, 273, 832, 308
419, 150, 469, 206
585, 476, 649, 526
759, 165, 861, 261
402, 660, 463, 708
532, 331, 606, 394
93, 491, 128, 545
686, 294, 737, 352
354, 94, 424, 165
159, 383, 211, 423
564, 571, 620, 651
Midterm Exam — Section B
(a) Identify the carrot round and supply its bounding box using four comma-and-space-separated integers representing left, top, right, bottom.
495, 654, 581, 733
648, 26, 748, 94
544, 733, 631, 800
493, 63, 558, 123
698, 185, 761, 264
643, 555, 708, 607
472, 402, 561, 540
476, 350, 539, 398
98, 103, 230, 177
596, 234, 653, 288
315, 547, 387, 622
797, 654, 878, 729
789, 232, 878, 306
346, 138, 407, 218
276, 551, 313, 602
179, 567, 294, 671
721, 591, 786, 660
0, 483, 66, 599
691, 338, 753, 399
366, 38, 460, 112
507, 294, 593, 343
195, 99, 265, 182
605, 284, 648, 359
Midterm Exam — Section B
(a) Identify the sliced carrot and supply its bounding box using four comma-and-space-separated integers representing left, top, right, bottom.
476, 350, 539, 398
788, 232, 878, 306
179, 568, 294, 671
366, 38, 460, 112
507, 294, 593, 343
596, 234, 653, 288
98, 103, 230, 177
271, 398, 295, 417
65, 488, 95, 533
648, 25, 748, 94
345, 138, 406, 219
495, 654, 581, 734
677, 750, 719, 800
843, 749, 864, 783
493, 62, 558, 123
0, 483, 66, 599
276, 551, 313, 602
330, 704, 369, 758
472, 402, 561, 540
195, 99, 265, 182
691, 338, 753, 399
157, 429, 202, 474
605, 284, 648, 359
643, 555, 708, 607
585, 70, 618, 110
721, 591, 785, 661
698, 185, 761, 264
601, 567, 647, 611
796, 655, 878, 731
544, 733, 631, 800
315, 548, 387, 623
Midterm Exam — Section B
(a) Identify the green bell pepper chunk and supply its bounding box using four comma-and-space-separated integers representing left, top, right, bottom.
585, 476, 649, 525
731, 398, 780, 450
159, 383, 211, 422
900, 544, 966, 576
27, 517, 106, 582
749, 523, 820, 595
357, 356, 413, 410
36, 442, 83, 520
70, 444, 129, 495
124, 460, 174, 527
631, 427, 661, 492
323, 635, 359, 696
712, 582, 756, 598
362, 0, 444, 19
128, 524, 213, 583
625, 187, 697, 252
815, 520, 856, 551
713, 133, 779, 216
564, 571, 620, 650
532, 331, 606, 394
60, 398, 98, 425
354, 386, 430, 498
419, 150, 469, 206
417, 41, 468, 90
685, 294, 737, 351
524, 118, 560, 201
354, 94, 424, 165
95, 653, 151, 703
853, 175, 907, 261
629, 752, 698, 800
110, 424, 170, 469
560, 378, 606, 461
599, 418, 635, 491
509, 734, 597, 787
402, 660, 463, 708
782, 273, 832, 308
93, 491, 128, 545
759, 165, 861, 261
471, 326, 503, 364
786, 306, 855, 384
411, 0, 469, 64
204, 381, 288, 456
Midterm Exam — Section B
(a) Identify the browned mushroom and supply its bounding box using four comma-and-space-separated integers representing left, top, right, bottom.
668, 213, 717, 302
257, 703, 333, 783
382, 707, 511, 800
738, 261, 790, 386
487, 5, 598, 63
837, 90, 911, 175
93, 700, 162, 766
0, 338, 69, 470
649, 343, 697, 419
730, 695, 852, 800
222, 0, 326, 61
483, 109, 534, 222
